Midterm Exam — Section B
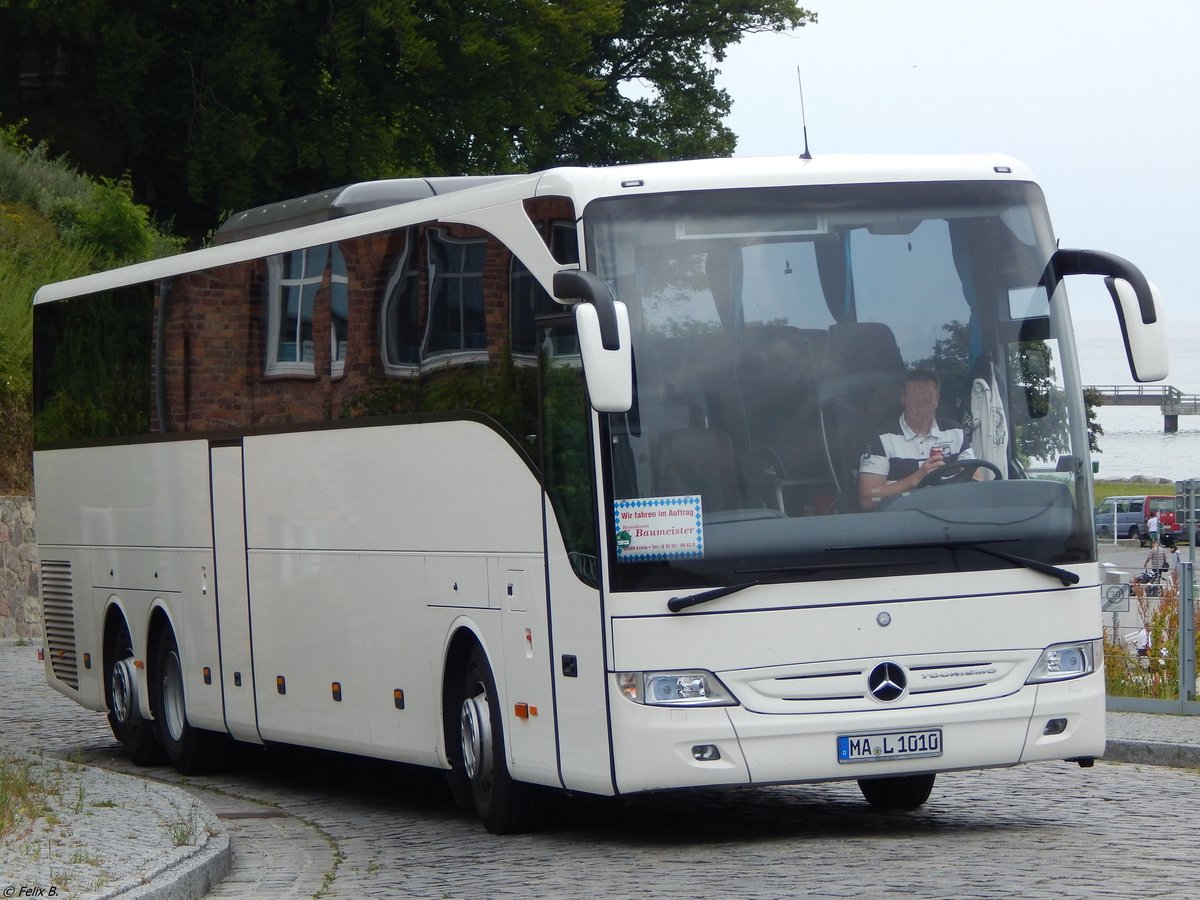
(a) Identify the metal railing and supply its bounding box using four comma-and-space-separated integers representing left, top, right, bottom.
1106, 479, 1200, 714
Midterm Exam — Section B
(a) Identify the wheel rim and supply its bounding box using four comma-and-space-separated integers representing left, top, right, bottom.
162, 649, 187, 742
110, 657, 137, 724
459, 687, 492, 784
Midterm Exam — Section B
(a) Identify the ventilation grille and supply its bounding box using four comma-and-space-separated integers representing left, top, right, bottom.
40, 560, 78, 690
727, 651, 1036, 715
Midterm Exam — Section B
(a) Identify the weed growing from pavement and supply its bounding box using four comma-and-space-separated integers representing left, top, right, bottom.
0, 751, 57, 840
164, 801, 203, 846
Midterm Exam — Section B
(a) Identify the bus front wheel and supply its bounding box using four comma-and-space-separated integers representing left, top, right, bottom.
151, 628, 229, 774
858, 773, 936, 810
451, 644, 539, 834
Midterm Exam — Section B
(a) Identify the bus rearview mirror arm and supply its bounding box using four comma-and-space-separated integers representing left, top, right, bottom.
553, 269, 633, 413
1051, 249, 1155, 324
554, 270, 621, 350
1047, 248, 1168, 383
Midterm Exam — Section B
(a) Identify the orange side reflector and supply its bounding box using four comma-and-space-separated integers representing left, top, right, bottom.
276, 675, 286, 695
133, 658, 144, 669
83, 652, 92, 669
393, 689, 405, 709
514, 702, 529, 719
332, 682, 342, 701
202, 666, 212, 684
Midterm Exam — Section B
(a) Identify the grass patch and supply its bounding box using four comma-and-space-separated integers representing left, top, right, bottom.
0, 752, 56, 840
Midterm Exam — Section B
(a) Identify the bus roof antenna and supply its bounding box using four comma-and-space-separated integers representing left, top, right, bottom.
797, 67, 812, 160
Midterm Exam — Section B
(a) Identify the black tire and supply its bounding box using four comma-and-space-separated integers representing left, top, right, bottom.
449, 644, 539, 834
1097, 526, 1111, 540
104, 625, 164, 766
858, 773, 936, 810
1130, 526, 1143, 543
151, 628, 230, 775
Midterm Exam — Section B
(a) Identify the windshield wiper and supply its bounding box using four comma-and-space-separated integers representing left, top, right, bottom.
968, 545, 1080, 586
666, 541, 1079, 614
666, 561, 906, 613
838, 539, 1081, 587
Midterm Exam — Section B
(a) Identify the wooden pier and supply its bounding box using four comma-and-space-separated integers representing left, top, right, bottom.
1087, 385, 1200, 432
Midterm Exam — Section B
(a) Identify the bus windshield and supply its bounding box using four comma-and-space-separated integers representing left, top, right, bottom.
584, 180, 1095, 592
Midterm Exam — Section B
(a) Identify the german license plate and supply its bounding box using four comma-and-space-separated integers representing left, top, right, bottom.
837, 729, 943, 763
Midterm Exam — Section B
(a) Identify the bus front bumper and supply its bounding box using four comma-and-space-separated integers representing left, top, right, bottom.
607, 672, 1105, 795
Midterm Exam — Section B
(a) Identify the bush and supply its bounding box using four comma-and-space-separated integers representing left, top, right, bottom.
60, 175, 154, 264
0, 121, 183, 491
0, 203, 95, 492
1105, 579, 1200, 700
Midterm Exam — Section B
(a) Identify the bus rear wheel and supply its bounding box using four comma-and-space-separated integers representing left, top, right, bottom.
104, 626, 163, 766
151, 628, 229, 775
451, 644, 539, 834
858, 773, 936, 810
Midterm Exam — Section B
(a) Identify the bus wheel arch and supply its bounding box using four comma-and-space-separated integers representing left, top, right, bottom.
102, 605, 163, 766
441, 629, 539, 833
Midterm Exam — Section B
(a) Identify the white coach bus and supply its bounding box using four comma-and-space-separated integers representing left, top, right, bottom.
34, 155, 1166, 832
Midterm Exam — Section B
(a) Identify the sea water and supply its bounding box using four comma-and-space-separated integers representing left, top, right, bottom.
1073, 316, 1200, 482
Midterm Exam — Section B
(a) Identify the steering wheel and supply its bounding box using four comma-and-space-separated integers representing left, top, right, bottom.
917, 459, 1003, 488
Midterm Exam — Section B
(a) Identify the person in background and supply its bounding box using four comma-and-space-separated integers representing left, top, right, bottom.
1169, 543, 1182, 587
1143, 538, 1167, 575
1135, 623, 1151, 658
1146, 511, 1160, 544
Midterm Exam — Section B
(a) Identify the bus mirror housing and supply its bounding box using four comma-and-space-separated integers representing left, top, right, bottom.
1050, 248, 1168, 383
1103, 276, 1167, 382
554, 270, 633, 412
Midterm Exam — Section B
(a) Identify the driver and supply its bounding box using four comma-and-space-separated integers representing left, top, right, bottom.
858, 368, 977, 510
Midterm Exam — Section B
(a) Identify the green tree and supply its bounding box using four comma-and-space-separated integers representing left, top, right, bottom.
535, 0, 814, 166
0, 1, 815, 238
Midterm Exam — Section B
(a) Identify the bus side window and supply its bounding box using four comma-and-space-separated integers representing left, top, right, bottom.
540, 320, 598, 586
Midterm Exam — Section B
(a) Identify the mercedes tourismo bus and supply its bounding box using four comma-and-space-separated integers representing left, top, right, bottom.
33, 156, 1167, 832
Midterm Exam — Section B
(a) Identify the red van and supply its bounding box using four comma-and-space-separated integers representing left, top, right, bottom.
1139, 495, 1180, 546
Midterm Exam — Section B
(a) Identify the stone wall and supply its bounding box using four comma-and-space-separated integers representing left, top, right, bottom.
0, 496, 39, 640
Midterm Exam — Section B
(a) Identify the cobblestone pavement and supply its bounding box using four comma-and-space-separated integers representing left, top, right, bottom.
3, 641, 1200, 899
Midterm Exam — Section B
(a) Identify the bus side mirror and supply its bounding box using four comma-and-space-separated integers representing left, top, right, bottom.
1050, 249, 1168, 383
553, 270, 633, 413
1104, 276, 1168, 382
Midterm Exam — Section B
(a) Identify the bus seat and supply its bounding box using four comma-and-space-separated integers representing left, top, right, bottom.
654, 426, 742, 512
734, 327, 827, 464
818, 322, 906, 495
733, 326, 834, 510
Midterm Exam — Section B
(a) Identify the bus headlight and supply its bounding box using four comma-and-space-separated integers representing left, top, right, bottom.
616, 670, 737, 706
1026, 640, 1100, 683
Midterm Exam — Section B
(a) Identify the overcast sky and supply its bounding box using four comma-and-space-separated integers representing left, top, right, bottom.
716, 0, 1198, 333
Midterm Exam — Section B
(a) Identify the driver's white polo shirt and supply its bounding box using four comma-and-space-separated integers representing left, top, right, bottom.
859, 415, 974, 483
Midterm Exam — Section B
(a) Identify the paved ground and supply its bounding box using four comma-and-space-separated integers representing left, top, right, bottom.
3, 636, 1200, 899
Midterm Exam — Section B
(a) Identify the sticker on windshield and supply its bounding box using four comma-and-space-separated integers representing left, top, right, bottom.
613, 496, 703, 561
